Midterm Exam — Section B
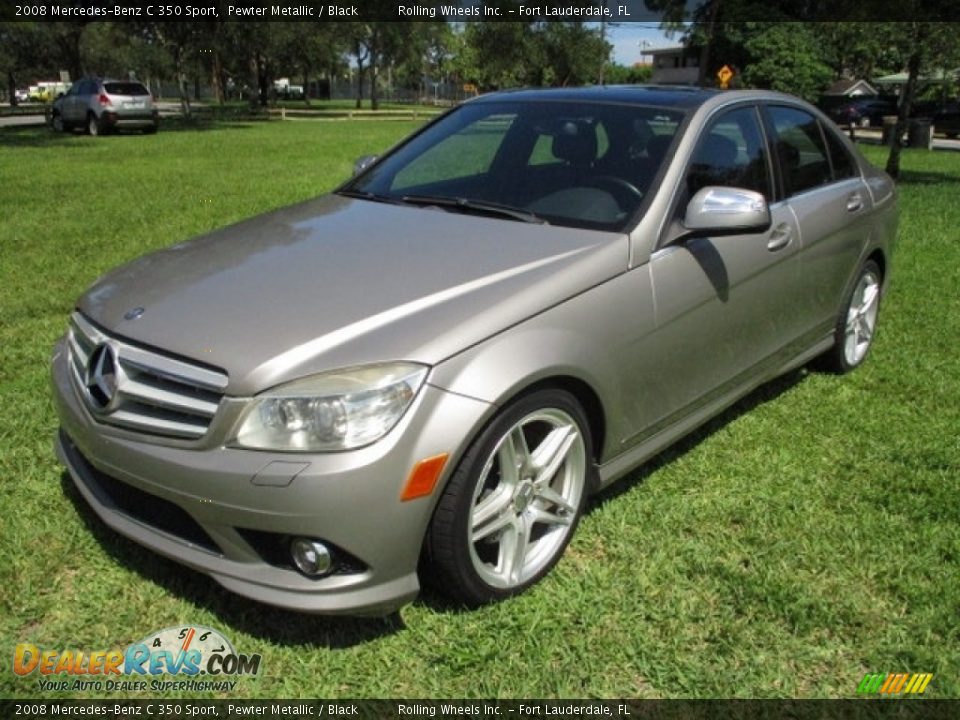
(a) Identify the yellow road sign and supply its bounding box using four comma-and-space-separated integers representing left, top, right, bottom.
717, 65, 734, 89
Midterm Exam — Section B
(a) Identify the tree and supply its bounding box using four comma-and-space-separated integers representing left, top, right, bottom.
272, 23, 345, 104
458, 20, 608, 90
0, 22, 48, 105
740, 23, 833, 102
604, 63, 653, 84
540, 22, 611, 87
879, 21, 960, 178
812, 22, 902, 81
459, 22, 537, 90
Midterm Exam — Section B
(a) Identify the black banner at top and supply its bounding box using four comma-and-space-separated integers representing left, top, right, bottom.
4, 0, 960, 23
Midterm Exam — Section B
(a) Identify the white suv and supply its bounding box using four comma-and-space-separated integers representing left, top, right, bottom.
50, 78, 158, 136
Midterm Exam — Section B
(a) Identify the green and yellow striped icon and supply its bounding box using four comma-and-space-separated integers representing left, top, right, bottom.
857, 672, 933, 695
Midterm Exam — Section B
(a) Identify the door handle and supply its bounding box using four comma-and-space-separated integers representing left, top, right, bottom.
767, 223, 792, 252
846, 192, 864, 212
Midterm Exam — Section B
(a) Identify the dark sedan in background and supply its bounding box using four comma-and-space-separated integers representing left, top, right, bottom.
827, 97, 899, 128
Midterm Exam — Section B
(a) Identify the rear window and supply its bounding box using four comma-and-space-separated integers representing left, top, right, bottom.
104, 82, 149, 97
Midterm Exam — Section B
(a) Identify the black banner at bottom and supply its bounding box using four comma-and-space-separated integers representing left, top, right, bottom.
3, 700, 960, 720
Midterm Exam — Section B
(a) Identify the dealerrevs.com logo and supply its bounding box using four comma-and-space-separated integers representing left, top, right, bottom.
14, 626, 261, 693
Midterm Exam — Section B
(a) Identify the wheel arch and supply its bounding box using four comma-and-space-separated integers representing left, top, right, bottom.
516, 375, 606, 465
866, 247, 886, 284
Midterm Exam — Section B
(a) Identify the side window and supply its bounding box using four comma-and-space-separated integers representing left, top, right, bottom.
821, 122, 858, 181
768, 106, 832, 196
686, 106, 771, 199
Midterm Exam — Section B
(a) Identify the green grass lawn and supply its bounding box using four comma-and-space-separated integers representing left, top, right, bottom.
1, 122, 957, 699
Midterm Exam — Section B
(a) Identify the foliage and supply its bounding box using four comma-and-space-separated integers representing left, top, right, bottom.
456, 21, 609, 90
740, 23, 833, 102
604, 63, 654, 84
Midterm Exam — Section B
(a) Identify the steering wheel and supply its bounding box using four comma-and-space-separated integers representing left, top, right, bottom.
585, 176, 643, 209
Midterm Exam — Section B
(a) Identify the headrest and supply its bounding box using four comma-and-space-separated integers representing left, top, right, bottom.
552, 121, 598, 166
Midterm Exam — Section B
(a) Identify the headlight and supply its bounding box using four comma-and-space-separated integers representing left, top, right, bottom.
232, 362, 428, 452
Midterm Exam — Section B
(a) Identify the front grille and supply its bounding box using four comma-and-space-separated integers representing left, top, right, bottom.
67, 312, 227, 439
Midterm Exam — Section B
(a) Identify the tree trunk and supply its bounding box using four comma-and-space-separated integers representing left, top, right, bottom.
175, 46, 191, 118
211, 52, 225, 105
8, 71, 17, 106
355, 59, 365, 109
370, 47, 380, 111
696, 0, 722, 86
885, 25, 926, 180
258, 57, 271, 106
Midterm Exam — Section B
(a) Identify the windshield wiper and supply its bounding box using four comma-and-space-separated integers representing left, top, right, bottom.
336, 189, 408, 206
399, 194, 548, 224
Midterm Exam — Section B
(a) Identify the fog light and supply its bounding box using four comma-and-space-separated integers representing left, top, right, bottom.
290, 538, 333, 577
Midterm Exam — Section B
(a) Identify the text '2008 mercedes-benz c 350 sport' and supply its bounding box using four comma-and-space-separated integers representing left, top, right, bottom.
52, 87, 897, 615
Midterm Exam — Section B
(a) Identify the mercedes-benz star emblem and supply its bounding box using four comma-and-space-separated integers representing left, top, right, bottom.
124, 307, 145, 320
85, 344, 120, 411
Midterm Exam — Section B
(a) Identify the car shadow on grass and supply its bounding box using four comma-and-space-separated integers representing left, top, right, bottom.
416, 367, 810, 615
588, 367, 809, 512
58, 472, 406, 649
896, 169, 960, 185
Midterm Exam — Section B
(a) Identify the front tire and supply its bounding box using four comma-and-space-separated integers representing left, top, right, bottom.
51, 112, 65, 133
814, 259, 882, 374
423, 389, 593, 606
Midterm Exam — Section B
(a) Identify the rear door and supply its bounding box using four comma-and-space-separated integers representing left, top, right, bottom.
763, 104, 871, 340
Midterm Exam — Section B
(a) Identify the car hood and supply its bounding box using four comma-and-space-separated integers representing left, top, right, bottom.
79, 195, 628, 395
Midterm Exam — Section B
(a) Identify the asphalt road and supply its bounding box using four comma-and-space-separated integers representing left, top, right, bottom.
0, 101, 185, 127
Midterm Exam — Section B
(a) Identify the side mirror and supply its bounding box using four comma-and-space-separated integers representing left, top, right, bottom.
683, 186, 771, 236
353, 155, 378, 176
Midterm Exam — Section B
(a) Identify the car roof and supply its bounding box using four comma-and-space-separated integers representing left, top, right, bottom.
470, 85, 721, 109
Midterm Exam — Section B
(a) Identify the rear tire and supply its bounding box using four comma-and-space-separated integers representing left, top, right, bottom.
51, 113, 65, 133
423, 389, 593, 606
87, 114, 101, 136
813, 260, 882, 374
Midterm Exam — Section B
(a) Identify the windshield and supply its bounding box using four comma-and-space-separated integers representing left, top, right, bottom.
344, 100, 684, 231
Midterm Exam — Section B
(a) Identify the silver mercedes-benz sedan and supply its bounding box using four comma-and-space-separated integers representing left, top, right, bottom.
52, 87, 897, 615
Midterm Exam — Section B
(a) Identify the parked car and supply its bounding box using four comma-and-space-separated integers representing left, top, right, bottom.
828, 97, 899, 128
49, 77, 158, 135
931, 102, 960, 138
52, 87, 897, 615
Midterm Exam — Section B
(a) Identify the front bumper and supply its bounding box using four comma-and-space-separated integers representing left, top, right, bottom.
52, 339, 491, 615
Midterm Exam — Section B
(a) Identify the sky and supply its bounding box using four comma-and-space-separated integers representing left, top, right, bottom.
606, 23, 681, 66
